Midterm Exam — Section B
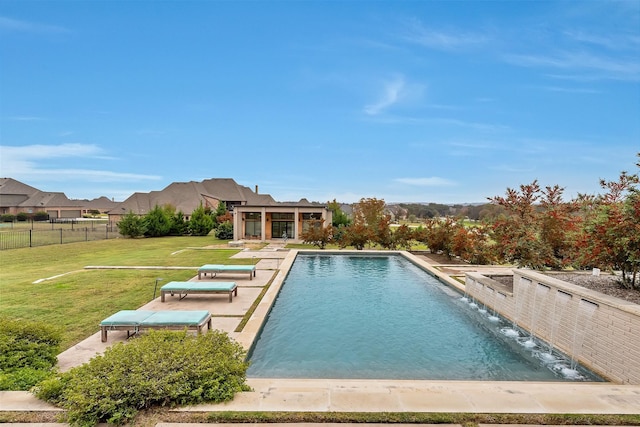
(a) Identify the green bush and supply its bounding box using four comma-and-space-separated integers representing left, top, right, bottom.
0, 317, 61, 390
34, 329, 250, 427
0, 214, 15, 222
215, 221, 233, 240
16, 212, 29, 221
33, 211, 49, 221
189, 203, 214, 236
0, 367, 53, 390
116, 211, 146, 238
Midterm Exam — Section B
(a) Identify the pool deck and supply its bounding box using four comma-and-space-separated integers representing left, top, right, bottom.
2, 246, 639, 419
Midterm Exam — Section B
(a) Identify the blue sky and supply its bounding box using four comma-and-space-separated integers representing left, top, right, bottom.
1, 1, 639, 204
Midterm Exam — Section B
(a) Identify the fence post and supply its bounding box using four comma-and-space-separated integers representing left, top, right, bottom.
86, 227, 88, 241
29, 229, 32, 247
60, 229, 63, 244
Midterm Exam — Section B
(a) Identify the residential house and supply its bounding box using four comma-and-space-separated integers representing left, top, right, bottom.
107, 178, 276, 223
108, 178, 333, 242
0, 178, 85, 219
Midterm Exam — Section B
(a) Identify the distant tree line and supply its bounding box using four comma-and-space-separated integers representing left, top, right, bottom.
303, 153, 640, 289
392, 202, 503, 222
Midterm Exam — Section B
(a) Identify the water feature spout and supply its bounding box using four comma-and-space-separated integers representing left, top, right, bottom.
569, 299, 598, 370
547, 290, 572, 356
527, 283, 550, 347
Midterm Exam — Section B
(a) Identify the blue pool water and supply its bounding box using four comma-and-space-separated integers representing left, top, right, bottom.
247, 254, 602, 381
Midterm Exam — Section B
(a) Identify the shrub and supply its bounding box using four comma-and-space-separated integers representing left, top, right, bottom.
33, 211, 49, 221
143, 205, 172, 237
189, 203, 214, 236
215, 221, 233, 240
0, 317, 61, 391
34, 329, 250, 427
300, 219, 332, 249
117, 211, 145, 238
0, 367, 53, 390
16, 212, 29, 221
0, 214, 15, 222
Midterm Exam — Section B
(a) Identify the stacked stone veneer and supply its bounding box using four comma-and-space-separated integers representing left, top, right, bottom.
465, 269, 640, 385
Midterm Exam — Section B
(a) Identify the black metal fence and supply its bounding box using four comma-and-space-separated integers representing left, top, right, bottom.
0, 223, 122, 250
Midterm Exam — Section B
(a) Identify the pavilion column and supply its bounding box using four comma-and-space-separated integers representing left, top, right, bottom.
261, 207, 267, 241
233, 209, 241, 241
294, 207, 300, 240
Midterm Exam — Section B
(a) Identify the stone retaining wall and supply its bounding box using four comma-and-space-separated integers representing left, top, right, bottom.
465, 269, 640, 385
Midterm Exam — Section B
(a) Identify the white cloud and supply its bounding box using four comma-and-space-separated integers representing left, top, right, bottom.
364, 77, 406, 116
541, 86, 602, 94
363, 75, 427, 116
0, 143, 161, 182
0, 16, 70, 34
395, 177, 456, 187
401, 18, 489, 51
2, 143, 103, 160
505, 50, 640, 81
6, 116, 46, 121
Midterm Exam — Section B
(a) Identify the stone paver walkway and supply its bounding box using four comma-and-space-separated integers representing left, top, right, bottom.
2, 247, 639, 420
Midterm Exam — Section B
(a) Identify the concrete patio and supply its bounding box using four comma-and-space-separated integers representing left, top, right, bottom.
2, 245, 639, 419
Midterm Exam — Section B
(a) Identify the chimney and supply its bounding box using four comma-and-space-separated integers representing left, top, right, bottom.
255, 185, 259, 194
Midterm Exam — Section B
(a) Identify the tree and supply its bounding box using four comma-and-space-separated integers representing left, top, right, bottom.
213, 202, 231, 229
300, 219, 333, 249
117, 211, 145, 238
421, 216, 463, 259
337, 222, 370, 250
488, 181, 548, 269
216, 211, 233, 227
354, 197, 389, 248
537, 185, 582, 269
374, 213, 395, 249
169, 210, 188, 235
214, 201, 227, 220
143, 205, 172, 237
189, 203, 214, 236
328, 199, 350, 227
576, 155, 640, 288
392, 224, 415, 250
451, 225, 495, 265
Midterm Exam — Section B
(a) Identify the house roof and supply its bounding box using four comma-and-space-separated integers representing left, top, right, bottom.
109, 178, 278, 215
25, 192, 83, 208
235, 198, 329, 209
0, 178, 83, 209
0, 178, 40, 197
1, 178, 120, 211
77, 196, 120, 211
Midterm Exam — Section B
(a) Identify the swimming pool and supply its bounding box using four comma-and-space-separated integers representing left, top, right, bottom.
247, 253, 603, 381
247, 253, 602, 380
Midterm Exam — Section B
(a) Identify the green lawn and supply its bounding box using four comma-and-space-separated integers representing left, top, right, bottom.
0, 237, 251, 349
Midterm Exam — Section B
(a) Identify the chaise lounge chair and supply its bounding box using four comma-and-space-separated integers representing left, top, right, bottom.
99, 310, 212, 342
197, 264, 256, 280
160, 281, 238, 302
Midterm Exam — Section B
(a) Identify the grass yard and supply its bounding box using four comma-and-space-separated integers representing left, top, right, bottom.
0, 236, 251, 349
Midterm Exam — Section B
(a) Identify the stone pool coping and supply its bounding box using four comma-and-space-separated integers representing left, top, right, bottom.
2, 247, 639, 415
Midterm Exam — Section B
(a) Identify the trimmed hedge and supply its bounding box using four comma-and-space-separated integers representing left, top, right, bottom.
0, 316, 61, 390
0, 214, 15, 222
34, 329, 251, 427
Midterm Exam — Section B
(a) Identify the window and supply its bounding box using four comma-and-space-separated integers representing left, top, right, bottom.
272, 221, 294, 239
244, 212, 261, 238
272, 212, 294, 220
302, 213, 322, 220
